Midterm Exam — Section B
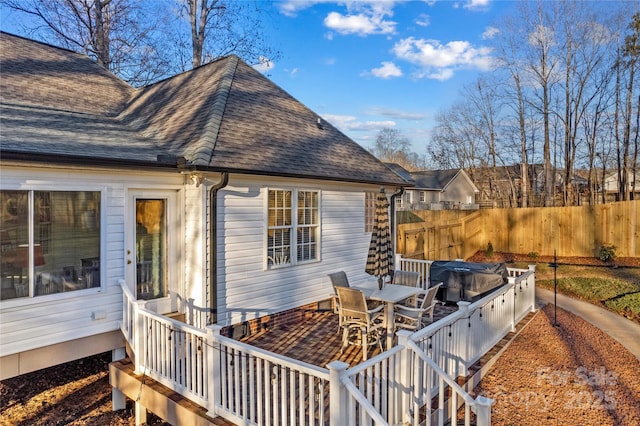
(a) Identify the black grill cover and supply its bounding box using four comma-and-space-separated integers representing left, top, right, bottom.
429, 261, 508, 302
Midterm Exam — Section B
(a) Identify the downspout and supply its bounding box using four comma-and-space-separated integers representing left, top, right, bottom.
208, 172, 229, 324
390, 186, 405, 264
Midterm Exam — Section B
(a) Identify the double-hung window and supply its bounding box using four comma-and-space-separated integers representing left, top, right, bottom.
267, 189, 319, 268
0, 190, 101, 300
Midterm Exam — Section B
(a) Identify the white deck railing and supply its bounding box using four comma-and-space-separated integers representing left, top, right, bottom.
118, 261, 536, 426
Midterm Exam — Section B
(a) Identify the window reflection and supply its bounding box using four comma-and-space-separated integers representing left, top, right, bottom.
0, 190, 101, 300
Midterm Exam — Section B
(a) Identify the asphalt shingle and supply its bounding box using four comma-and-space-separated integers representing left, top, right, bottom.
1, 32, 407, 186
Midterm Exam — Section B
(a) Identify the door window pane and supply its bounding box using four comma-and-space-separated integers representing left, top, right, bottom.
136, 199, 166, 300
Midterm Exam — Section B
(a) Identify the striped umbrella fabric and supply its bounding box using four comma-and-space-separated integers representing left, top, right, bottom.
365, 189, 394, 288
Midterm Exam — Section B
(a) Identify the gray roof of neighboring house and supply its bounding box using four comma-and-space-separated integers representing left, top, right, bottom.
0, 32, 407, 186
384, 163, 465, 191
411, 169, 462, 190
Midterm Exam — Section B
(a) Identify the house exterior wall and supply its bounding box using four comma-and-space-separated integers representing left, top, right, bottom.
442, 175, 476, 204
0, 163, 184, 378
214, 175, 380, 327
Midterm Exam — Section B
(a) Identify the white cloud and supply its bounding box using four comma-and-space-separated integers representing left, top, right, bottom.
365, 107, 427, 121
321, 114, 396, 132
253, 56, 274, 73
368, 61, 403, 79
463, 0, 491, 10
482, 26, 500, 40
285, 67, 298, 78
415, 13, 430, 27
324, 10, 396, 36
277, 0, 320, 17
392, 37, 494, 80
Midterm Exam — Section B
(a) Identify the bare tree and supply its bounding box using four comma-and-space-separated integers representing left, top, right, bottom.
2, 0, 173, 86
614, 13, 639, 201
370, 128, 426, 171
3, 0, 280, 85
183, 0, 280, 69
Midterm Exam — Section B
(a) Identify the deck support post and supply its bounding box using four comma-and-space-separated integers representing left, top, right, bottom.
135, 402, 147, 426
207, 325, 223, 418
327, 360, 349, 426
111, 347, 126, 411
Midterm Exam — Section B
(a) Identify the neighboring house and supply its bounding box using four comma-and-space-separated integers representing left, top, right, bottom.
385, 163, 479, 211
602, 169, 640, 201
0, 32, 408, 379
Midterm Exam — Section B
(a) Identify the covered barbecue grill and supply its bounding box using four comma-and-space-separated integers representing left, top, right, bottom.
429, 261, 508, 302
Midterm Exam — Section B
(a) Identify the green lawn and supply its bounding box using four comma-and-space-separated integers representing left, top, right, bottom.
535, 270, 640, 323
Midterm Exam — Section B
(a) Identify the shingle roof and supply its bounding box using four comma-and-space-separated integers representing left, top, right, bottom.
0, 32, 407, 186
411, 169, 461, 190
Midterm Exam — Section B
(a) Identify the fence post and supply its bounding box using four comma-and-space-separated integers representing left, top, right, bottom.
456, 301, 471, 376
327, 360, 349, 426
474, 395, 493, 426
207, 324, 223, 418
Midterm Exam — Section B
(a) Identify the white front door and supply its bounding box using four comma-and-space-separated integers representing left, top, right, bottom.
126, 189, 180, 314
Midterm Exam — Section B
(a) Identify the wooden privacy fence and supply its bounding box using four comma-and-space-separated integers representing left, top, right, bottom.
397, 200, 638, 259
397, 211, 483, 260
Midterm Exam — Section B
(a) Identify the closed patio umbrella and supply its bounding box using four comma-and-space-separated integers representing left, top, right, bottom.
366, 188, 394, 289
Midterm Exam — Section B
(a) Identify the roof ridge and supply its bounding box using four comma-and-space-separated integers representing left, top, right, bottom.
186, 55, 239, 166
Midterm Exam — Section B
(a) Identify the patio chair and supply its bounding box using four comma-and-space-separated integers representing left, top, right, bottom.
336, 286, 385, 360
392, 270, 420, 287
328, 271, 350, 330
395, 282, 443, 331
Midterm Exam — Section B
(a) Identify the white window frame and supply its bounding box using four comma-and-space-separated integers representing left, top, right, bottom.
265, 188, 320, 270
0, 185, 105, 305
364, 191, 376, 232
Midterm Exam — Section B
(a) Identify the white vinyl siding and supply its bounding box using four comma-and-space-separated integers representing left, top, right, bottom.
0, 165, 182, 357
216, 177, 378, 327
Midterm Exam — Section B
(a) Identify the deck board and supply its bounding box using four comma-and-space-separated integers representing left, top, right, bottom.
240, 304, 458, 367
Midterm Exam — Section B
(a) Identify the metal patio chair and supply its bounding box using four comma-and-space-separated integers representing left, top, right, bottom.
336, 286, 385, 360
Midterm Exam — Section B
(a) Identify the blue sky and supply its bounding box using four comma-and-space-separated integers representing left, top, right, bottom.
259, 0, 515, 154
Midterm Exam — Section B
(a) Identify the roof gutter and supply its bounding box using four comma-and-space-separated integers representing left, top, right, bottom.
208, 172, 229, 324
389, 186, 404, 263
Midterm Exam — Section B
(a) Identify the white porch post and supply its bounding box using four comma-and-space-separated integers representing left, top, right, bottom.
111, 347, 126, 411
133, 300, 146, 374
474, 395, 493, 426
207, 324, 223, 418
327, 360, 349, 426
456, 301, 471, 376
397, 330, 413, 425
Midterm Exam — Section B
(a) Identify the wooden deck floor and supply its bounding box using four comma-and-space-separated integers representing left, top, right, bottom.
240, 303, 458, 368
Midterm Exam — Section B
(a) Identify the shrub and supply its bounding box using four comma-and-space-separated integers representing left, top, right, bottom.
599, 244, 616, 263
527, 251, 539, 260
486, 241, 494, 258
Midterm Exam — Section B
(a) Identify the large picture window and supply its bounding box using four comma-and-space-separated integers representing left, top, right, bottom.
0, 190, 101, 300
267, 189, 319, 268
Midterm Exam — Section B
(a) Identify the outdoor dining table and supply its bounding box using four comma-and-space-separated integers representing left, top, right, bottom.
352, 283, 424, 349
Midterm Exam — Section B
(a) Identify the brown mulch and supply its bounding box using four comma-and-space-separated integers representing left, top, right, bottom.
471, 304, 640, 425
467, 251, 640, 268
0, 353, 169, 426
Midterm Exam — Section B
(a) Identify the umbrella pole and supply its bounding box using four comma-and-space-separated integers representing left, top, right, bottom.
378, 276, 383, 290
